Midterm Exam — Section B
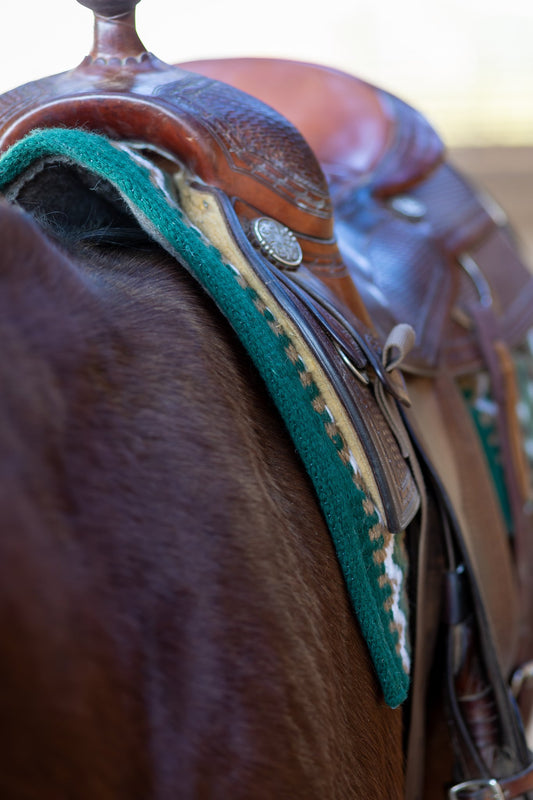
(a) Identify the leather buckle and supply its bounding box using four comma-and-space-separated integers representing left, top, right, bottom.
510, 660, 533, 699
448, 778, 505, 799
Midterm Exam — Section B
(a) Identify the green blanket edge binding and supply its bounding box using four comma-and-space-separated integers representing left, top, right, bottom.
0, 128, 409, 707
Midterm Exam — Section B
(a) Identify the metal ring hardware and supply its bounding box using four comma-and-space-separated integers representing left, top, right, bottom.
448, 778, 505, 799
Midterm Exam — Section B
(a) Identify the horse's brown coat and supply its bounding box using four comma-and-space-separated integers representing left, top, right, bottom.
0, 199, 403, 798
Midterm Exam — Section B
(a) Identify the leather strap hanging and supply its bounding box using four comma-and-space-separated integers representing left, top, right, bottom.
405, 374, 533, 797
470, 303, 533, 666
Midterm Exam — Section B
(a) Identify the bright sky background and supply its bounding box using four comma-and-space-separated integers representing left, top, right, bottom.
1, 0, 533, 146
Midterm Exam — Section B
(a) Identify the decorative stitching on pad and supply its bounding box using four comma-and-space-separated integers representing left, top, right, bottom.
234, 271, 410, 675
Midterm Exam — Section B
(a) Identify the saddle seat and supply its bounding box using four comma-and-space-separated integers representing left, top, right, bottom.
180, 57, 444, 196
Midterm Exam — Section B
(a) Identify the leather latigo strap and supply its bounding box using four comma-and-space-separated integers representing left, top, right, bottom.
470, 305, 533, 664
407, 375, 520, 676
405, 376, 533, 799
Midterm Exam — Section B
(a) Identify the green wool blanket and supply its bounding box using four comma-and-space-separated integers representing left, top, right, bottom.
0, 128, 410, 707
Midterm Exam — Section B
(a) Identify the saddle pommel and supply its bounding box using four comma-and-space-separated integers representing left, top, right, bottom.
77, 0, 147, 64
0, 0, 336, 246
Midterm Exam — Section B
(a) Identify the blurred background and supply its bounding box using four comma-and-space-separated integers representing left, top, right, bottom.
1, 0, 532, 258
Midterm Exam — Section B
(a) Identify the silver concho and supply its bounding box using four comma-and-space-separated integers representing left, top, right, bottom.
251, 217, 303, 269
388, 195, 427, 221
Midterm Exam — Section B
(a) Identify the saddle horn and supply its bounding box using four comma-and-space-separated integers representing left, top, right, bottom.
0, 0, 334, 241
77, 0, 140, 13
76, 0, 146, 64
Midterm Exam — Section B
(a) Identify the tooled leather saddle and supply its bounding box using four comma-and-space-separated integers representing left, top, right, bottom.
2, 1, 533, 797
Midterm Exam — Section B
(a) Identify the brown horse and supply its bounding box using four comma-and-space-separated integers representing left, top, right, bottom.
0, 172, 404, 798
3, 2, 533, 798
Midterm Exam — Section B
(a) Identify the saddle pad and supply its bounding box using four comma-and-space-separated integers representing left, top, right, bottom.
0, 128, 410, 707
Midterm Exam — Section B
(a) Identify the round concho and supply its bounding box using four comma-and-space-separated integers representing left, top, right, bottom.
251, 217, 303, 269
388, 195, 427, 221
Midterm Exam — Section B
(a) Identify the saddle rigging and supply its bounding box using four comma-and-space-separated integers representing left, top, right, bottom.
1, 1, 533, 796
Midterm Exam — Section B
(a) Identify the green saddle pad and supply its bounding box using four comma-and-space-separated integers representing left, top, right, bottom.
0, 128, 410, 707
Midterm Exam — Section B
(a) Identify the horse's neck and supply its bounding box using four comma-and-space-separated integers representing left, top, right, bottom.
0, 200, 404, 798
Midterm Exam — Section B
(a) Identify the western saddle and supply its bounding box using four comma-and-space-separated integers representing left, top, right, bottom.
1, 1, 533, 796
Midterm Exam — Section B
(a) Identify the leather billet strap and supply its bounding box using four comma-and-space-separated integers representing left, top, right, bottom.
406, 373, 519, 674
404, 374, 533, 797
404, 462, 446, 800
